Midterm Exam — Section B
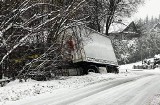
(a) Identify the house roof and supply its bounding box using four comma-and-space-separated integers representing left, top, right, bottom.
109, 21, 140, 39
154, 23, 160, 29
109, 23, 125, 33
121, 21, 138, 34
151, 23, 160, 33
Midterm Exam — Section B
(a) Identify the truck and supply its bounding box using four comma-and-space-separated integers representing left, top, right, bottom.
68, 26, 119, 74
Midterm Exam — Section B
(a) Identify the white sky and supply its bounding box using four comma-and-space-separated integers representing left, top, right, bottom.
131, 0, 160, 20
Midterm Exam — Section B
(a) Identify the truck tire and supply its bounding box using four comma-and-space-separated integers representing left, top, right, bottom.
106, 66, 112, 73
106, 66, 119, 74
114, 67, 119, 74
87, 65, 99, 73
88, 69, 95, 73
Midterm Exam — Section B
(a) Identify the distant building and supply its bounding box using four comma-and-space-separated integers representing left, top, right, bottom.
109, 22, 140, 40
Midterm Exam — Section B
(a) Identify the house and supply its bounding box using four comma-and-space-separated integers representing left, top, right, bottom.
109, 21, 140, 40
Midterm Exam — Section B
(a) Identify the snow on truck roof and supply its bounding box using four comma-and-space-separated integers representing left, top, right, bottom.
72, 24, 109, 38
83, 26, 110, 38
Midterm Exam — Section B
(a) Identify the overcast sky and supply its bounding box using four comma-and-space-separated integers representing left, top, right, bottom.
131, 0, 160, 20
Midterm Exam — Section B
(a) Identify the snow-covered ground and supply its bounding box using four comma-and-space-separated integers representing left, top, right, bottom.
0, 72, 139, 105
1, 61, 160, 105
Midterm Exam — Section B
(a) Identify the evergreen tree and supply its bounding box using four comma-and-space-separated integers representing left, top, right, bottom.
145, 15, 149, 24
158, 14, 160, 22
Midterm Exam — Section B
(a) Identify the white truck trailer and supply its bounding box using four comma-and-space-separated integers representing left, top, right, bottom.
69, 26, 118, 74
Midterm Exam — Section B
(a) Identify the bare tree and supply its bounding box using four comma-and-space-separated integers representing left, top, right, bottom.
84, 0, 144, 35
0, 0, 89, 79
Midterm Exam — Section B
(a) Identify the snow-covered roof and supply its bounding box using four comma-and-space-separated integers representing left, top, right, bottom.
154, 54, 160, 59
109, 21, 139, 35
121, 22, 138, 34
109, 23, 125, 33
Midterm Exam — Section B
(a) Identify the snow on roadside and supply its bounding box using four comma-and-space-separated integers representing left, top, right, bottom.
119, 61, 160, 105
0, 72, 139, 104
148, 68, 160, 105
119, 61, 142, 70
149, 94, 160, 105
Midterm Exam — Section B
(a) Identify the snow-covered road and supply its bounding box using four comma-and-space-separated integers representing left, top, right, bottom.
70, 74, 160, 105
8, 73, 160, 105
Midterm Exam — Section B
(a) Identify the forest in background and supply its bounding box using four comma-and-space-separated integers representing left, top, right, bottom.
113, 15, 160, 65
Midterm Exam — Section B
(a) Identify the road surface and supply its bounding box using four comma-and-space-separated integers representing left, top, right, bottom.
9, 73, 160, 105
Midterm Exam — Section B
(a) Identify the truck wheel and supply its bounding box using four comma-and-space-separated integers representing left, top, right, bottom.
115, 68, 119, 74
106, 66, 119, 73
88, 69, 95, 73
106, 66, 111, 73
87, 65, 99, 73
113, 66, 119, 74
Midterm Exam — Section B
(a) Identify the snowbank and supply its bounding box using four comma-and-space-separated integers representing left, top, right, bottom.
119, 61, 142, 71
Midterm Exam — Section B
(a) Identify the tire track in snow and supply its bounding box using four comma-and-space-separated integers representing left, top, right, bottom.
69, 75, 160, 105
